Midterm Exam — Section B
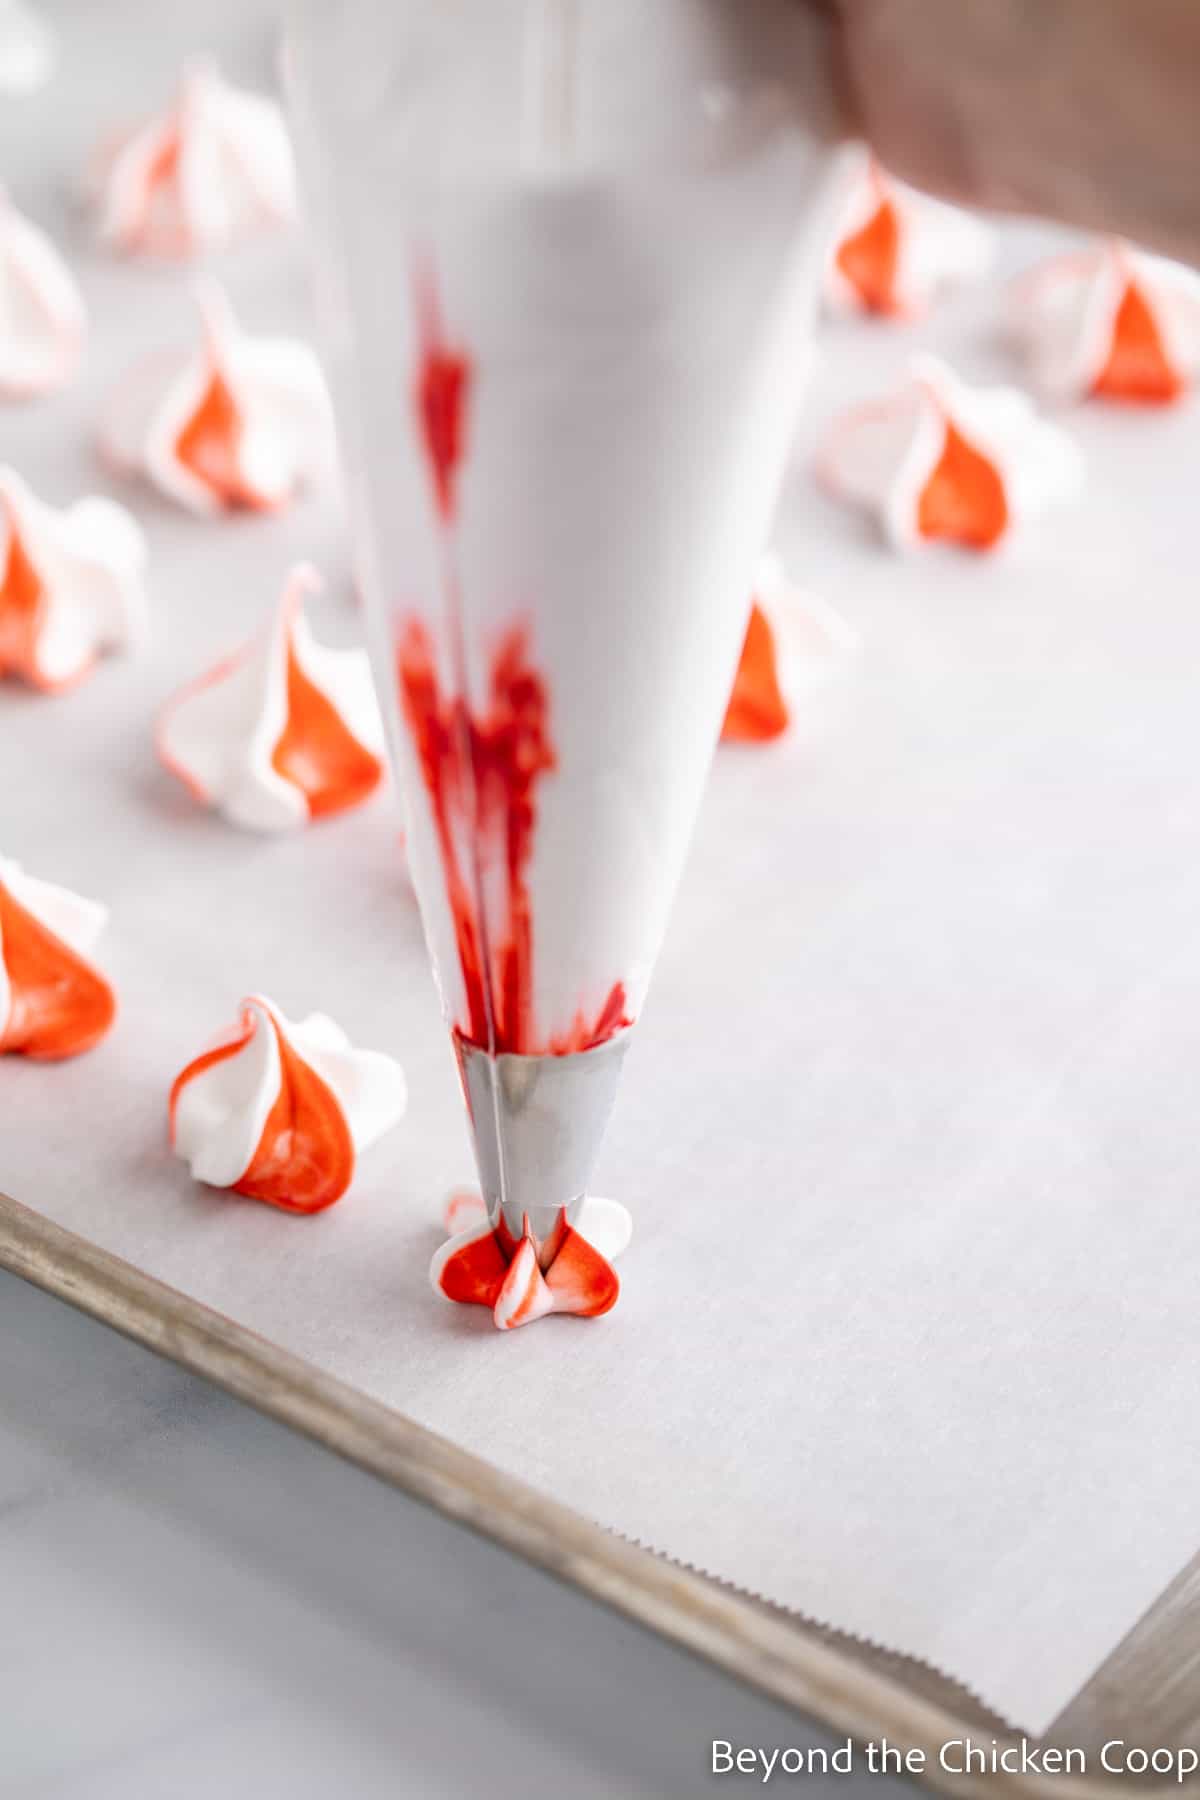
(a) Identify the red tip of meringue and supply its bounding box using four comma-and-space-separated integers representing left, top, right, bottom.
416, 346, 471, 524
272, 629, 384, 818
433, 1217, 619, 1330
721, 602, 789, 743
917, 419, 1009, 550
0, 512, 44, 688
1093, 279, 1184, 405
0, 879, 115, 1059
174, 364, 272, 511
137, 128, 183, 252
835, 194, 902, 316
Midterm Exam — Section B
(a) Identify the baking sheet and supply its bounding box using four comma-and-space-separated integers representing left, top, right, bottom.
5, 0, 1200, 1737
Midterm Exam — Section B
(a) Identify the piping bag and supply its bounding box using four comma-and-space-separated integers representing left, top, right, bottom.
284, 0, 840, 1328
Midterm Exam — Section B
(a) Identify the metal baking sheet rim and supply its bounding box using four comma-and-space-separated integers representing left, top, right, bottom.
0, 1189, 1157, 1800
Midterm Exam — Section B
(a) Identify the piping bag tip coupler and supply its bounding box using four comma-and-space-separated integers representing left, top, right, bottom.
431, 1032, 634, 1330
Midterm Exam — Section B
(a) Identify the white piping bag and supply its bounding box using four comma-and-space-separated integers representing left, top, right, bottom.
285, 0, 839, 1328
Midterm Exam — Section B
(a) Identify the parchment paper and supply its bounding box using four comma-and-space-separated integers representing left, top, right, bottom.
5, 0, 1200, 1736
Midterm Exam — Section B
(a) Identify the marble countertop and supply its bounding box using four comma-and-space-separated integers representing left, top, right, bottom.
0, 1268, 917, 1799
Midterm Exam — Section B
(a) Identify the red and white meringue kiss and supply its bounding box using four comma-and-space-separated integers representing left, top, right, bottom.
825, 153, 992, 321
431, 1191, 632, 1332
721, 551, 859, 745
157, 564, 385, 832
170, 995, 407, 1214
817, 355, 1083, 553
100, 282, 334, 515
0, 188, 85, 398
0, 857, 115, 1059
91, 57, 296, 258
1013, 239, 1200, 406
0, 467, 147, 692
0, 1, 55, 94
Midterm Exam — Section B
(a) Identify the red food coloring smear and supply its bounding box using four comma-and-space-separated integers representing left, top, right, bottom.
175, 365, 269, 510
0, 880, 115, 1060
412, 270, 472, 524
836, 194, 901, 315
917, 418, 1009, 549
1093, 280, 1182, 404
434, 1209, 619, 1329
0, 515, 45, 689
169, 1006, 355, 1213
721, 601, 789, 742
397, 618, 631, 1056
272, 632, 383, 819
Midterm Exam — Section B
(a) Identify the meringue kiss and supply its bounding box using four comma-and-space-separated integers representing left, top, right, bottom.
817, 355, 1083, 552
0, 466, 147, 692
169, 995, 407, 1214
0, 858, 115, 1059
431, 1190, 632, 1332
92, 57, 296, 258
157, 563, 385, 832
0, 188, 85, 398
100, 282, 334, 515
825, 153, 992, 321
1014, 239, 1200, 406
721, 552, 859, 744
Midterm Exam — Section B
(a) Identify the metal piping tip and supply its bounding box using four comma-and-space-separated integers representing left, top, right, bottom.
456, 1027, 631, 1251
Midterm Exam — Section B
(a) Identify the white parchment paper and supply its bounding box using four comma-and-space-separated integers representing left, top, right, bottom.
4, 0, 1200, 1736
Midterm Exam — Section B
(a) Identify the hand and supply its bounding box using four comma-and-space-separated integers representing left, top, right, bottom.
817, 0, 1200, 265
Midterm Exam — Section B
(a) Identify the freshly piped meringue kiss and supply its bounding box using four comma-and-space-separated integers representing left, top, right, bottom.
818, 355, 1083, 552
0, 0, 55, 94
156, 563, 385, 832
91, 56, 296, 258
0, 857, 115, 1059
824, 152, 992, 320
432, 1190, 632, 1331
100, 282, 334, 515
1013, 239, 1200, 406
721, 551, 859, 744
169, 995, 407, 1214
0, 189, 85, 398
0, 466, 147, 692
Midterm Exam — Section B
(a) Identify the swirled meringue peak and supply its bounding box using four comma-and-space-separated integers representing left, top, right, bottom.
1013, 239, 1200, 406
156, 563, 385, 832
169, 995, 407, 1214
91, 56, 296, 258
0, 188, 85, 398
817, 355, 1083, 553
0, 857, 115, 1060
0, 466, 147, 692
100, 282, 334, 515
0, 1, 55, 94
721, 551, 860, 744
825, 153, 992, 321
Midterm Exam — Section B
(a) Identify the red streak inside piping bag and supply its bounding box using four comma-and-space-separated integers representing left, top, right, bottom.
402, 272, 632, 1059
398, 618, 630, 1057
413, 271, 472, 526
